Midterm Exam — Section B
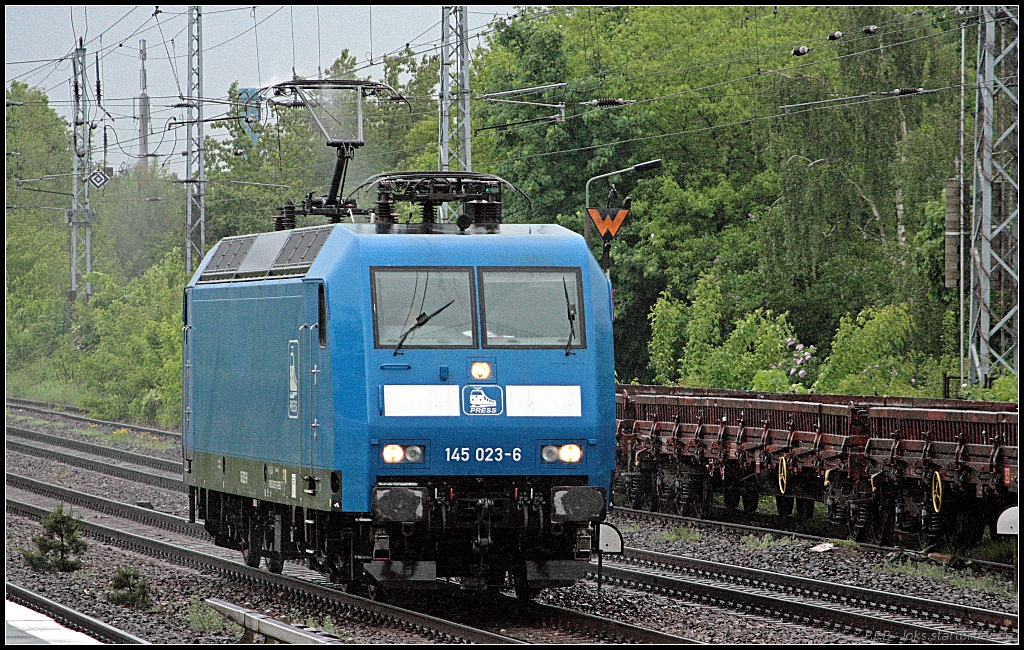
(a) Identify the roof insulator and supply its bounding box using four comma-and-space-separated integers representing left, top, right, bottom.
862, 25, 878, 34
581, 98, 634, 107
792, 46, 809, 56
828, 31, 843, 40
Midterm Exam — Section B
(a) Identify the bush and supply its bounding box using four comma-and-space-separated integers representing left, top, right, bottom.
22, 504, 88, 572
106, 566, 152, 609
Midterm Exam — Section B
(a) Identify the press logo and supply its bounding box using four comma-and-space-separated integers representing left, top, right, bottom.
463, 385, 503, 415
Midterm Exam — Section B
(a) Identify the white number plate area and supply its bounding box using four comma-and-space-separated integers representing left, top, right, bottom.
445, 447, 522, 462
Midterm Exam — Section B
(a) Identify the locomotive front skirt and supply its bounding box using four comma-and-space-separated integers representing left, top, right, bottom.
182, 222, 616, 592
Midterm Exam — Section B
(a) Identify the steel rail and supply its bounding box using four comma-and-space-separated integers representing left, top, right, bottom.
6, 473, 200, 537
5, 581, 150, 644
5, 397, 88, 413
6, 497, 523, 645
517, 598, 698, 643
6, 438, 183, 492
7, 425, 181, 474
5, 400, 181, 440
612, 506, 1018, 578
619, 546, 1018, 633
6, 476, 693, 644
588, 561, 1004, 644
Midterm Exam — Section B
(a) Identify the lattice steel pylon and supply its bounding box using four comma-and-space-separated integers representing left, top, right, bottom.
184, 6, 206, 274
969, 6, 1019, 386
439, 7, 472, 223
67, 38, 93, 302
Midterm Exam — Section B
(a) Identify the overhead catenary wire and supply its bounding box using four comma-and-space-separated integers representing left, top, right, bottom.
476, 18, 975, 140
474, 83, 964, 170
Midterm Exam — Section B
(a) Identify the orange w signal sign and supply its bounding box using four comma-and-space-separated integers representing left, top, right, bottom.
587, 208, 630, 238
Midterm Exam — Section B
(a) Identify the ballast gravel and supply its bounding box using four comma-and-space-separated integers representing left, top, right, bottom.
5, 516, 432, 644
606, 511, 1018, 615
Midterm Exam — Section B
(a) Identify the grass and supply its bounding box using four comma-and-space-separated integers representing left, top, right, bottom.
6, 370, 93, 408
827, 538, 864, 553
663, 525, 701, 543
963, 534, 1016, 564
184, 595, 241, 634
879, 559, 1016, 599
741, 532, 797, 550
5, 412, 177, 451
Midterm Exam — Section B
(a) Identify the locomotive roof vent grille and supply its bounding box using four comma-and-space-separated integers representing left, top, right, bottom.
198, 235, 257, 281
272, 227, 333, 273
197, 226, 334, 284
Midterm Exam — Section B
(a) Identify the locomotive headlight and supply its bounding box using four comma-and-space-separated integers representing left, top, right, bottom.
470, 361, 492, 380
541, 445, 560, 463
404, 445, 424, 463
382, 444, 405, 463
558, 444, 582, 463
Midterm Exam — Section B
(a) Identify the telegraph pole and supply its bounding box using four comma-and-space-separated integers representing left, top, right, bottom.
68, 38, 94, 302
969, 6, 1019, 386
185, 6, 206, 273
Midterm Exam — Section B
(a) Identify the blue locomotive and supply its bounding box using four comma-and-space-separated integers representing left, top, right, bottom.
182, 80, 615, 599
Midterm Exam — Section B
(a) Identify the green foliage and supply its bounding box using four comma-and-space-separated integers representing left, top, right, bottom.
6, 8, 995, 408
6, 82, 74, 376
814, 304, 922, 395
741, 533, 795, 550
78, 251, 188, 426
647, 291, 687, 384
106, 566, 152, 609
185, 596, 234, 632
698, 309, 796, 389
663, 525, 701, 543
22, 504, 88, 572
649, 271, 804, 390
962, 373, 1019, 403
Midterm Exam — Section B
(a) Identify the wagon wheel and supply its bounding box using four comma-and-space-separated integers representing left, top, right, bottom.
364, 580, 389, 602
860, 501, 894, 546
944, 498, 985, 550
690, 477, 713, 519
267, 553, 285, 574
741, 489, 760, 514
241, 519, 263, 568
775, 495, 795, 517
513, 565, 541, 601
796, 498, 815, 520
724, 490, 741, 511
630, 473, 656, 511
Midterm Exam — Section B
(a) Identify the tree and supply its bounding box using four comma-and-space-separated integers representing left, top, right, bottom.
22, 504, 88, 572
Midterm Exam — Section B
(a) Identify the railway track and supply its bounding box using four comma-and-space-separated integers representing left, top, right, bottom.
612, 505, 1019, 579
594, 548, 1017, 643
6, 429, 183, 492
8, 405, 1015, 642
8, 407, 1017, 584
6, 476, 689, 643
10, 425, 1012, 644
5, 399, 180, 440
5, 582, 148, 644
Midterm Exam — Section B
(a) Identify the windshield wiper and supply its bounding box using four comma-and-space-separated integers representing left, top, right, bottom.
563, 277, 577, 356
393, 299, 456, 356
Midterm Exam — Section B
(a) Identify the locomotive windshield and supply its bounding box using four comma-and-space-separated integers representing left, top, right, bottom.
479, 268, 586, 349
372, 267, 477, 349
